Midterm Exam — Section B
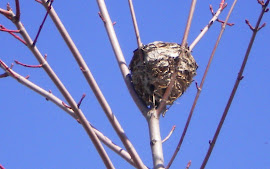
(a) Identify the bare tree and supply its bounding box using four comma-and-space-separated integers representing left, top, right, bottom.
0, 0, 269, 168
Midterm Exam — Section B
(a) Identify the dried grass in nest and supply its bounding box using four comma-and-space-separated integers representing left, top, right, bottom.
129, 41, 198, 108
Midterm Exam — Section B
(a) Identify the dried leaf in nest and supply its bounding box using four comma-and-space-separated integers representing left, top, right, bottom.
129, 41, 198, 108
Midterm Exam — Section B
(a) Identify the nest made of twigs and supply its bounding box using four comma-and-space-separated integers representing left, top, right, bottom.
129, 41, 198, 107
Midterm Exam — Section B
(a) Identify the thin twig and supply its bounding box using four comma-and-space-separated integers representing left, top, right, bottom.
216, 19, 234, 26
14, 54, 47, 68
15, 0, 20, 21
128, 0, 143, 48
33, 0, 54, 46
7, 31, 26, 45
0, 72, 8, 78
181, 0, 197, 47
62, 101, 72, 109
0, 25, 26, 45
165, 0, 237, 168
77, 93, 86, 108
186, 160, 191, 169
190, 0, 227, 50
162, 125, 176, 143
0, 60, 17, 78
245, 19, 254, 30
0, 26, 20, 33
14, 60, 43, 68
200, 0, 268, 168
209, 3, 235, 26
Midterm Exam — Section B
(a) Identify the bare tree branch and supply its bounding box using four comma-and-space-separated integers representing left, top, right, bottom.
1, 1, 266, 168
0, 72, 8, 78
145, 1, 199, 167
15, 60, 43, 68
33, 0, 54, 46
0, 26, 20, 33
128, 0, 143, 49
162, 125, 176, 143
181, 0, 197, 47
0, 7, 12, 19
94, 0, 150, 168
14, 0, 20, 21
0, 59, 139, 167
0, 8, 114, 168
96, 0, 149, 117
77, 93, 86, 109
39, 1, 147, 168
0, 24, 26, 45
165, 0, 237, 168
190, 1, 227, 50
200, 0, 269, 168
156, 0, 198, 116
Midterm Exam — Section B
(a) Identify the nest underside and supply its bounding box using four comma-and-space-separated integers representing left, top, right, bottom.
130, 41, 198, 107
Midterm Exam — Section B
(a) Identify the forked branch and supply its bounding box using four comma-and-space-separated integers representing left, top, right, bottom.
15, 0, 20, 21
0, 26, 20, 33
61, 94, 86, 110
190, 0, 228, 50
96, 0, 148, 117
0, 24, 26, 45
0, 7, 12, 19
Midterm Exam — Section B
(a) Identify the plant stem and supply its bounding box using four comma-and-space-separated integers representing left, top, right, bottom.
189, 1, 225, 51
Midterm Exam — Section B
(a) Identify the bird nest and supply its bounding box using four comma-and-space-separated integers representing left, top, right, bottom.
129, 41, 198, 107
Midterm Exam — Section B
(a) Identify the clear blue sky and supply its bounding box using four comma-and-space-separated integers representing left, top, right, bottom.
1, 0, 269, 169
